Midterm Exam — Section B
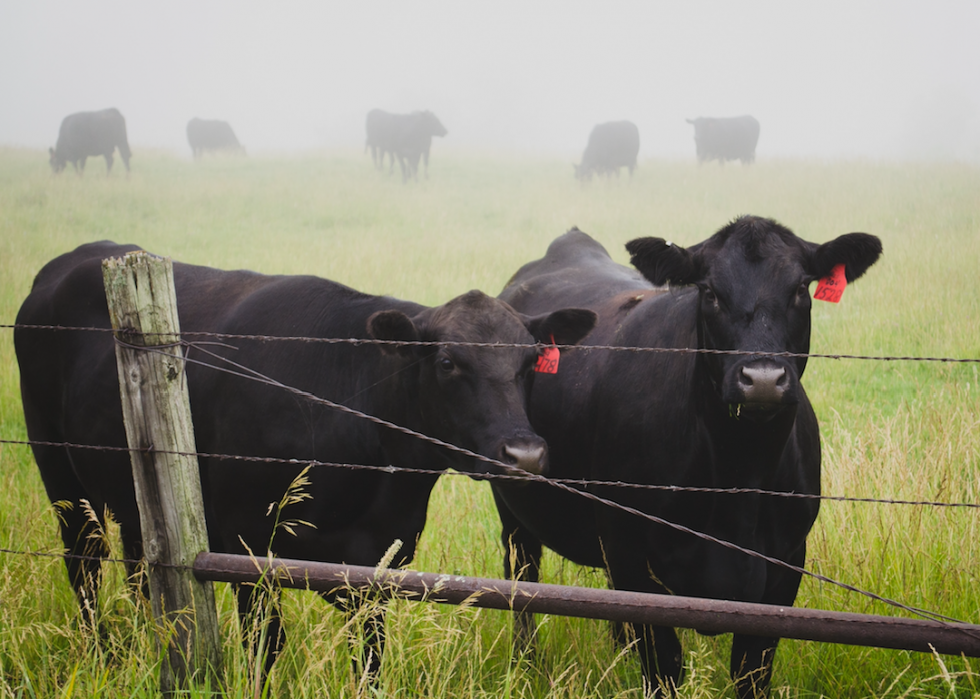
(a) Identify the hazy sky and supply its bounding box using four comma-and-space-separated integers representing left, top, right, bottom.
2, 1, 978, 160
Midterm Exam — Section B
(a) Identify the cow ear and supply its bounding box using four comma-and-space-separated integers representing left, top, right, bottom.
525, 308, 597, 346
626, 237, 700, 286
811, 233, 882, 282
367, 310, 420, 355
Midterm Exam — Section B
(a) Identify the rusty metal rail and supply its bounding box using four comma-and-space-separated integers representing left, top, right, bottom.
195, 552, 980, 658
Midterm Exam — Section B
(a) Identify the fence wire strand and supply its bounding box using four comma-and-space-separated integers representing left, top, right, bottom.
2, 437, 977, 511
4, 322, 980, 364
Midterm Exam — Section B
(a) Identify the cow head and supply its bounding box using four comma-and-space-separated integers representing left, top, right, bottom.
49, 147, 66, 173
420, 111, 448, 138
627, 216, 881, 420
368, 291, 595, 474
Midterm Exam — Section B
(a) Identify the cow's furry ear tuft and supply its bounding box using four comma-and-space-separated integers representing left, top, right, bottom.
811, 233, 883, 282
626, 237, 699, 286
367, 310, 419, 355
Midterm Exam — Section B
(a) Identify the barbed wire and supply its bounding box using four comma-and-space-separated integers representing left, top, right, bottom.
2, 437, 977, 510
3, 322, 979, 364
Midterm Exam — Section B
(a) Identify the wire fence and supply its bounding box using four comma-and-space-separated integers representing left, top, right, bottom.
5, 322, 980, 363
2, 322, 979, 633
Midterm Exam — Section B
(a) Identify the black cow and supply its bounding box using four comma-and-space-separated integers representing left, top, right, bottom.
495, 218, 881, 697
49, 108, 132, 175
365, 108, 397, 171
186, 118, 245, 158
15, 241, 595, 680
365, 109, 448, 181
575, 121, 640, 181
686, 115, 760, 164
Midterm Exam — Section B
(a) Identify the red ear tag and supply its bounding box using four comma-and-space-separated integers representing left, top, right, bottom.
534, 335, 560, 374
814, 264, 847, 303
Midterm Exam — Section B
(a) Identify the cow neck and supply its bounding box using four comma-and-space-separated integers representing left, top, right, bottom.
701, 388, 798, 489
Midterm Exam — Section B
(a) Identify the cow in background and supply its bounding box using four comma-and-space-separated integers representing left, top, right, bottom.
365, 109, 397, 171
686, 115, 760, 164
365, 109, 448, 181
575, 121, 640, 181
49, 108, 131, 176
187, 118, 245, 158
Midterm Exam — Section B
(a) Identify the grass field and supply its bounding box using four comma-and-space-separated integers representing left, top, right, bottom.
1, 146, 978, 698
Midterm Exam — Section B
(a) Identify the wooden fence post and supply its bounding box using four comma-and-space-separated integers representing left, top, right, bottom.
103, 252, 223, 695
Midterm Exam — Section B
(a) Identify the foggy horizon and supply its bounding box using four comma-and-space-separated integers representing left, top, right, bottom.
2, 1, 978, 162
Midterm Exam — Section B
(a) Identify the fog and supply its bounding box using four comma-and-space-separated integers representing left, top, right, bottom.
2, 1, 978, 161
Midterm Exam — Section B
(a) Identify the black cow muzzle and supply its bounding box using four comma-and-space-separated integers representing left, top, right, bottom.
498, 438, 549, 477
724, 359, 799, 419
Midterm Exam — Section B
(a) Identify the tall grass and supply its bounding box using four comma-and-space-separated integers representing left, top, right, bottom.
0, 147, 978, 697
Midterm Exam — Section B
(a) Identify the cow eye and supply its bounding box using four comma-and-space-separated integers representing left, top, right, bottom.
437, 357, 455, 373
702, 287, 717, 304
797, 281, 810, 299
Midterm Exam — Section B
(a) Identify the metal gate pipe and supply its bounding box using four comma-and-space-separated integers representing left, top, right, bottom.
194, 552, 980, 657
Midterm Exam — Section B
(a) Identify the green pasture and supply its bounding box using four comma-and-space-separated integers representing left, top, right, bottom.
0, 146, 978, 697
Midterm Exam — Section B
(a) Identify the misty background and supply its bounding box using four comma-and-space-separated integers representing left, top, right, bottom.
2, 1, 978, 162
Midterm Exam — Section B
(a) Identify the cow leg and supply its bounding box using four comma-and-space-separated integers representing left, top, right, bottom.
354, 601, 387, 680
119, 524, 148, 599
634, 624, 682, 698
601, 537, 683, 695
730, 543, 806, 699
730, 635, 778, 699
235, 583, 285, 685
104, 152, 114, 175
492, 489, 541, 654
29, 442, 107, 630
322, 590, 387, 682
61, 499, 108, 630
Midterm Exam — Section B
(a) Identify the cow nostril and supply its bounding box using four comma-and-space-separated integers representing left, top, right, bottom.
739, 366, 753, 387
502, 444, 547, 476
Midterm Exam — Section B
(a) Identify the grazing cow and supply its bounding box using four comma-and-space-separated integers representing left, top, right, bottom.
495, 218, 881, 698
575, 121, 640, 181
15, 241, 595, 680
686, 115, 760, 164
49, 108, 132, 175
186, 118, 245, 157
365, 109, 448, 181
